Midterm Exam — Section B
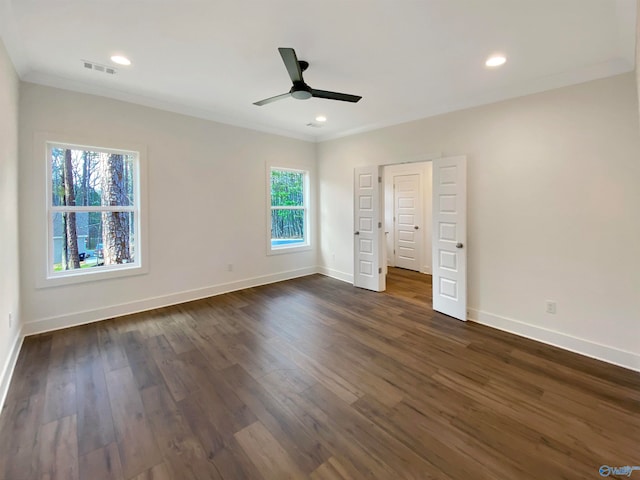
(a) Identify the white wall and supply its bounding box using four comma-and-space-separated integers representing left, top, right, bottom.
0, 37, 21, 401
19, 83, 317, 334
318, 73, 640, 371
383, 162, 432, 274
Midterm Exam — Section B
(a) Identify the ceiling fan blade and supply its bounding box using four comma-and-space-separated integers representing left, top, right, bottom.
278, 47, 303, 83
253, 92, 292, 106
311, 89, 362, 103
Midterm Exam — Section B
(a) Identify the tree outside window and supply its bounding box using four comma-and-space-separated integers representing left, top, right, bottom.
48, 143, 140, 277
270, 168, 308, 251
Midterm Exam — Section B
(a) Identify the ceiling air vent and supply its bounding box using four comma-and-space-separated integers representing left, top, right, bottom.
306, 122, 324, 128
82, 60, 117, 75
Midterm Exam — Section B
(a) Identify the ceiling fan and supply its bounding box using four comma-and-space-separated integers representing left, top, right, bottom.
253, 47, 362, 106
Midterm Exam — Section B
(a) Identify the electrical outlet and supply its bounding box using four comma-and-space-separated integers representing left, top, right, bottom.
227, 263, 233, 272
545, 301, 557, 314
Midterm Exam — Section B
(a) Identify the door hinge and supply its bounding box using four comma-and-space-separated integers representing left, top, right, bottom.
378, 222, 382, 228
378, 176, 382, 183
378, 267, 382, 274
393, 249, 395, 254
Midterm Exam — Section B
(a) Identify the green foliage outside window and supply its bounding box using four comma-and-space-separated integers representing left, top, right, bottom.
50, 145, 137, 273
271, 169, 306, 244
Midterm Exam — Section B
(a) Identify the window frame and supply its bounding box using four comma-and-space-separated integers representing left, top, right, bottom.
266, 166, 311, 255
40, 136, 148, 287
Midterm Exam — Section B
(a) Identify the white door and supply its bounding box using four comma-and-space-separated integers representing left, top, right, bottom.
354, 166, 385, 291
394, 174, 422, 271
432, 156, 467, 320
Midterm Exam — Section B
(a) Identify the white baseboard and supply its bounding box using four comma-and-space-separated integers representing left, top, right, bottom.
23, 267, 318, 336
468, 308, 640, 372
0, 328, 23, 408
317, 266, 353, 284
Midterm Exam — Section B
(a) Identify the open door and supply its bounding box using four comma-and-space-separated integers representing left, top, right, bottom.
432, 156, 467, 320
354, 166, 385, 291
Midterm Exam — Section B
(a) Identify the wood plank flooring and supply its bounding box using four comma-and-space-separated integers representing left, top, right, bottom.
1, 268, 638, 479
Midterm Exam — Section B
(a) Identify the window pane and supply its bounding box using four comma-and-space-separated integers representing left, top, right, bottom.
51, 147, 135, 207
52, 211, 136, 272
271, 208, 305, 247
271, 170, 304, 207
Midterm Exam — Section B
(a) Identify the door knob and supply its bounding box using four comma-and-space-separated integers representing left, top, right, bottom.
354, 231, 360, 235
414, 226, 419, 230
456, 242, 463, 249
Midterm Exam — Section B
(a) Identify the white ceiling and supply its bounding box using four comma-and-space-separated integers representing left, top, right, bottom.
0, 0, 637, 141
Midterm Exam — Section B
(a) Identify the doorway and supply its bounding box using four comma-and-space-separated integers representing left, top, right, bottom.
383, 162, 432, 275
353, 156, 468, 321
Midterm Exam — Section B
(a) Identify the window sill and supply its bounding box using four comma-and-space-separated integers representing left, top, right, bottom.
37, 262, 147, 289
267, 244, 312, 256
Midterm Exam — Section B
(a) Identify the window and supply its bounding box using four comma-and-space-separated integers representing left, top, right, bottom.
47, 142, 142, 280
268, 167, 309, 253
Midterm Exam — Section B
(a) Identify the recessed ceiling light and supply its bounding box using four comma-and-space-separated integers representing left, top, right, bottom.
485, 55, 506, 67
110, 55, 131, 66
315, 115, 327, 122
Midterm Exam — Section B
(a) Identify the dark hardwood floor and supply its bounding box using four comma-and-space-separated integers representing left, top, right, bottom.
0, 268, 638, 479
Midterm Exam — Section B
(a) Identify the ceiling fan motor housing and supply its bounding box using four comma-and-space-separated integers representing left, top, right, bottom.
290, 82, 312, 100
